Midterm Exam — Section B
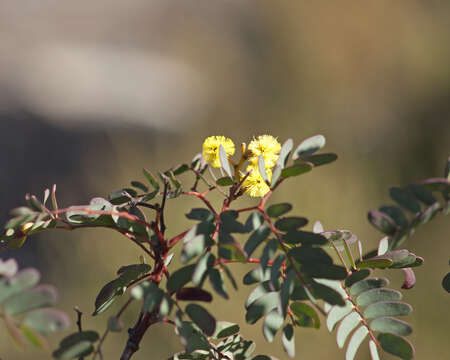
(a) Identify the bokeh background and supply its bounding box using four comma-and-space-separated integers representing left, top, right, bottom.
1, 1, 449, 359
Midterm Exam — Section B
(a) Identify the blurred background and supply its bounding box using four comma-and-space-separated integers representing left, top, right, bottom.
1, 1, 449, 359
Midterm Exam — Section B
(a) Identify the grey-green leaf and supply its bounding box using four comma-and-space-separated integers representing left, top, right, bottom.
326, 301, 353, 331
378, 333, 414, 359
22, 309, 70, 334
245, 292, 280, 324
356, 288, 402, 307
345, 269, 372, 288
4, 285, 57, 316
219, 145, 233, 178
293, 135, 326, 158
350, 278, 389, 297
336, 312, 361, 349
267, 203, 292, 218
370, 317, 412, 336
275, 216, 308, 232
185, 304, 216, 336
244, 225, 271, 258
281, 163, 313, 179
389, 187, 421, 213
345, 326, 368, 360
363, 301, 412, 319
263, 309, 284, 342
167, 265, 196, 292
281, 324, 295, 358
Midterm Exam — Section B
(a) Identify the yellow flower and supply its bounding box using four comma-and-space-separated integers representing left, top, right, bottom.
202, 136, 235, 168
242, 165, 272, 197
248, 135, 281, 169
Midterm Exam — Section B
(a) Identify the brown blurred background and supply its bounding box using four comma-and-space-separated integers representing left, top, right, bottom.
1, 1, 449, 359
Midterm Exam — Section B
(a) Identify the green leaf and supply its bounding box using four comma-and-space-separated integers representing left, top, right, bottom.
208, 269, 228, 299
270, 254, 285, 288
53, 331, 99, 359
173, 163, 190, 175
244, 225, 271, 258
336, 312, 361, 349
442, 272, 450, 293
370, 316, 412, 336
378, 237, 389, 256
216, 177, 234, 186
368, 211, 397, 235
4, 285, 57, 316
322, 230, 357, 251
345, 326, 368, 360
389, 187, 421, 213
378, 333, 414, 359
345, 269, 372, 288
185, 304, 216, 336
22, 309, 70, 334
293, 135, 326, 159
142, 283, 164, 312
176, 321, 209, 353
271, 139, 293, 185
326, 301, 353, 331
167, 265, 196, 293
246, 281, 275, 309
379, 206, 409, 229
275, 217, 308, 231
311, 281, 345, 306
408, 184, 437, 206
384, 250, 417, 269
356, 288, 402, 307
220, 211, 247, 234
267, 203, 292, 218
281, 163, 313, 179
258, 155, 270, 185
420, 202, 441, 224
364, 301, 413, 319
243, 266, 270, 285
192, 252, 215, 286
303, 263, 348, 280
260, 239, 278, 270
21, 324, 48, 349
298, 153, 337, 167
245, 292, 280, 324
211, 321, 240, 339
0, 268, 40, 304
181, 233, 214, 264
356, 257, 393, 269
369, 340, 380, 360
185, 208, 215, 222
53, 341, 94, 359
131, 180, 148, 193
219, 144, 233, 178
350, 278, 389, 297
93, 264, 151, 316
245, 211, 264, 232
263, 309, 284, 342
281, 324, 295, 358
288, 246, 332, 265
290, 302, 320, 329
282, 230, 328, 246
143, 168, 160, 191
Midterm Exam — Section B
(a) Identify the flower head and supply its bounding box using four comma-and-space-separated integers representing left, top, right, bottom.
241, 165, 271, 198
248, 135, 281, 169
202, 136, 235, 168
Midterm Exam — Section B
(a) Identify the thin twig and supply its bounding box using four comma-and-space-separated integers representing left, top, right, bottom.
92, 298, 134, 360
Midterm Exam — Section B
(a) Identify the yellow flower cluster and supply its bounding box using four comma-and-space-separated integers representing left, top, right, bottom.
202, 136, 235, 168
202, 134, 281, 198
